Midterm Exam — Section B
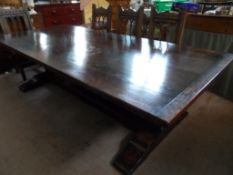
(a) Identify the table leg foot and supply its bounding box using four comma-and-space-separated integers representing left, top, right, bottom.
112, 111, 188, 175
18, 72, 50, 92
112, 130, 161, 175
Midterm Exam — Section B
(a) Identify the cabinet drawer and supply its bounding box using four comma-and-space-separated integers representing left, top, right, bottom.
35, 3, 83, 27
63, 15, 82, 25
44, 17, 63, 27
64, 5, 80, 15
41, 7, 64, 16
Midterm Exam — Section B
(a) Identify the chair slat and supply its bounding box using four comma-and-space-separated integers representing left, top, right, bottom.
116, 5, 144, 37
0, 8, 33, 35
92, 4, 112, 32
148, 8, 186, 42
16, 16, 24, 32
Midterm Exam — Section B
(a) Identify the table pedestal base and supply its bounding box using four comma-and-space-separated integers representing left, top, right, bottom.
18, 72, 50, 92
113, 112, 188, 175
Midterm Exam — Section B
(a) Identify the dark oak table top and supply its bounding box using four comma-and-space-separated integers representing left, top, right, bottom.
1, 26, 233, 127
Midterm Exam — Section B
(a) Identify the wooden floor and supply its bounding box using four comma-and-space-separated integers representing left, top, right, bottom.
0, 72, 233, 175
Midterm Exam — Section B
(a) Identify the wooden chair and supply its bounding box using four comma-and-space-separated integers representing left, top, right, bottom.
115, 5, 144, 37
148, 7, 186, 43
177, 14, 233, 100
176, 13, 233, 49
0, 8, 33, 34
0, 8, 34, 80
91, 4, 112, 32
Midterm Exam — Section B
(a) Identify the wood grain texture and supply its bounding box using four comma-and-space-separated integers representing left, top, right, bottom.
0, 26, 232, 126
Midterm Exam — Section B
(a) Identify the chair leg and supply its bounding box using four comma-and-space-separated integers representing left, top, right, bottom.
19, 68, 26, 81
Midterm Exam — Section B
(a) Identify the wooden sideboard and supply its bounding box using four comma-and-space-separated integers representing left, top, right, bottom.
35, 3, 83, 28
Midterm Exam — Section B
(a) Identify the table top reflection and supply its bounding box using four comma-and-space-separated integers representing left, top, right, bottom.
1, 26, 233, 126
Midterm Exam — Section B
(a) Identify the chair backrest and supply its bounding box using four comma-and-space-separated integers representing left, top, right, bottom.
148, 8, 186, 42
91, 4, 112, 32
177, 13, 233, 48
116, 5, 144, 37
0, 8, 33, 35
181, 13, 233, 34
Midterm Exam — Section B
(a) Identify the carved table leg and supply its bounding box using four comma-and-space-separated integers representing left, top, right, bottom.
113, 111, 188, 175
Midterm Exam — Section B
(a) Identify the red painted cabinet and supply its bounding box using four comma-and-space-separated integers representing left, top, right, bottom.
35, 3, 83, 28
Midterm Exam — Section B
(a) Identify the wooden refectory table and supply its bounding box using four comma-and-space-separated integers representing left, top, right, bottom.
0, 26, 233, 174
